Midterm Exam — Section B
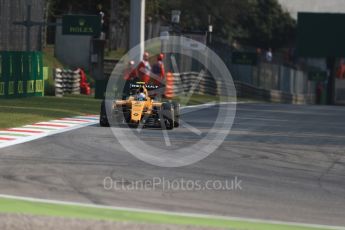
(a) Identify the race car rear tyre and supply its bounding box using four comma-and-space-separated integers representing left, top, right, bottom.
162, 102, 174, 130
100, 100, 110, 127
172, 102, 180, 128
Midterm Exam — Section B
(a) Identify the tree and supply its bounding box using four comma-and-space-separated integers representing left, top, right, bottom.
236, 0, 296, 48
157, 0, 295, 48
45, 0, 296, 49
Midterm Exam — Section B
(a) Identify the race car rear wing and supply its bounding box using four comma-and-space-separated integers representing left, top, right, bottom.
129, 82, 159, 91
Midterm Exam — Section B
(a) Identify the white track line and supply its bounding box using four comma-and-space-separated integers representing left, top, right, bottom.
0, 134, 27, 139
50, 120, 90, 125
181, 101, 237, 109
3, 129, 47, 134
23, 126, 60, 131
0, 194, 343, 230
34, 122, 75, 126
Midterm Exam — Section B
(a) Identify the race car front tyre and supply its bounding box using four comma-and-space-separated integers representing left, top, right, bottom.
172, 102, 180, 128
162, 102, 174, 130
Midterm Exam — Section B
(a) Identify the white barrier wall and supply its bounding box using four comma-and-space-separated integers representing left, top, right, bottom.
55, 69, 81, 97
55, 18, 92, 70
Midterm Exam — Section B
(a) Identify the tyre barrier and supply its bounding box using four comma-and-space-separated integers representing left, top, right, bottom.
55, 68, 81, 97
234, 81, 315, 104
170, 72, 219, 96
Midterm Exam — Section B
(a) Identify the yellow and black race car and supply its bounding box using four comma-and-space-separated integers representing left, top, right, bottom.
100, 82, 180, 130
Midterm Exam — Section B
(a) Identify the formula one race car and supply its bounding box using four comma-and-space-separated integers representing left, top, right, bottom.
100, 82, 180, 130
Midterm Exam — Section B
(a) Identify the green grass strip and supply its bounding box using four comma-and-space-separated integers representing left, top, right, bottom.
0, 95, 101, 129
0, 197, 334, 230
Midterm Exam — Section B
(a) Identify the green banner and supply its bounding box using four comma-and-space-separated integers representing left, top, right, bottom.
62, 15, 101, 36
0, 51, 43, 98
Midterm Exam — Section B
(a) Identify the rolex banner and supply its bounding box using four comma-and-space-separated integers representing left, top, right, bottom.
62, 15, 101, 36
0, 51, 44, 98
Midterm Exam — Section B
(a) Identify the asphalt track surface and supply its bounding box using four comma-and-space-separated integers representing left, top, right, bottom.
0, 103, 344, 227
